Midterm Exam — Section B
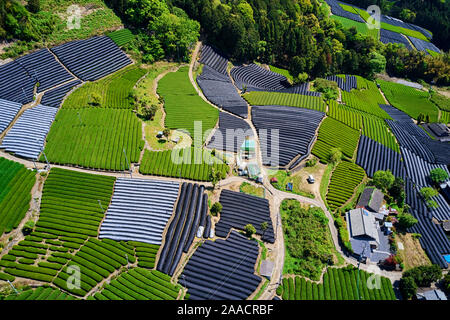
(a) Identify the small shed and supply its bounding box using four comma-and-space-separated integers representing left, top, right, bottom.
443, 220, 450, 233
286, 182, 293, 191
247, 163, 260, 179
428, 123, 450, 138
241, 139, 256, 153
416, 289, 447, 301
260, 260, 274, 280
172, 136, 180, 144
356, 187, 384, 213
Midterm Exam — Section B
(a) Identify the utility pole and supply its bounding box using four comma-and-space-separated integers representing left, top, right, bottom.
98, 200, 104, 213
77, 112, 83, 126
32, 159, 38, 171
22, 88, 27, 103
356, 243, 368, 300
7, 280, 19, 295
123, 148, 131, 178
37, 138, 50, 170
181, 274, 187, 297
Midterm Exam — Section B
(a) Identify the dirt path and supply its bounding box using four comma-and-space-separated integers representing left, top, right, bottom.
378, 86, 390, 105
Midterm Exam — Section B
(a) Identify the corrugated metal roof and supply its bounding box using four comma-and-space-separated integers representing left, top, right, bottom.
348, 208, 379, 243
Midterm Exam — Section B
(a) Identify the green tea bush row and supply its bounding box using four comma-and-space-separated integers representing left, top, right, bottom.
326, 161, 365, 211
140, 148, 229, 181
312, 117, 360, 162
277, 267, 396, 300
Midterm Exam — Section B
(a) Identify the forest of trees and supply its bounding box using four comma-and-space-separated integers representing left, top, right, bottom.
163, 0, 449, 85
339, 0, 449, 52
115, 0, 200, 62
0, 0, 57, 41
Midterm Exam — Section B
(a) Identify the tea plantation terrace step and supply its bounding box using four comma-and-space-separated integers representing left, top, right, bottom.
415, 137, 450, 165
326, 75, 357, 92
207, 112, 253, 153
400, 147, 449, 188
40, 80, 83, 108
356, 135, 406, 179
0, 98, 22, 134
408, 36, 440, 54
380, 14, 432, 39
380, 29, 413, 50
199, 45, 228, 75
379, 104, 413, 122
99, 178, 180, 245
409, 209, 450, 268
405, 177, 429, 214
15, 48, 75, 93
0, 104, 57, 159
386, 120, 435, 163
197, 65, 248, 118
215, 189, 275, 243
157, 183, 208, 276
231, 63, 288, 92
278, 82, 321, 97
251, 105, 325, 167
325, 0, 365, 23
0, 60, 35, 104
50, 36, 132, 81
180, 230, 261, 300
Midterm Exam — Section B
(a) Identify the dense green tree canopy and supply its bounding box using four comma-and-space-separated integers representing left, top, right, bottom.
372, 170, 395, 192
122, 0, 199, 62
340, 0, 450, 51
429, 168, 449, 184
397, 213, 417, 230
165, 0, 449, 84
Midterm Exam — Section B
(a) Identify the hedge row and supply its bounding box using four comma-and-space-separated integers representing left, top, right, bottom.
92, 268, 182, 300
0, 157, 36, 236
277, 267, 396, 300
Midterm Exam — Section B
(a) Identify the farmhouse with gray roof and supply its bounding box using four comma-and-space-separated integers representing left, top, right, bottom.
416, 289, 448, 301
347, 208, 380, 246
356, 187, 384, 213
346, 208, 391, 263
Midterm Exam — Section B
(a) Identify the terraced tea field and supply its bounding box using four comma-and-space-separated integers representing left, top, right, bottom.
0, 157, 36, 236
158, 66, 219, 144
62, 65, 146, 109
326, 161, 365, 211
91, 268, 182, 300
244, 91, 326, 112
0, 168, 182, 298
42, 108, 143, 170
277, 267, 396, 300
377, 80, 439, 122
341, 82, 390, 119
312, 117, 360, 162
331, 15, 379, 39
107, 29, 135, 47
140, 148, 229, 181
